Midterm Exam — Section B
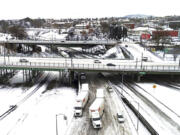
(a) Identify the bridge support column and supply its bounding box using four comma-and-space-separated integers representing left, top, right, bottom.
131, 74, 135, 81
69, 71, 74, 85
137, 75, 141, 82
28, 70, 31, 82
59, 71, 63, 83
170, 75, 174, 81
0, 70, 1, 77
25, 70, 28, 83
23, 70, 25, 82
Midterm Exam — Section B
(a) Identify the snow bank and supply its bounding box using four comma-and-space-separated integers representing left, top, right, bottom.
102, 45, 125, 59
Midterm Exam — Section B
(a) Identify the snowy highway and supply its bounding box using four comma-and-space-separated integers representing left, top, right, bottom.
0, 71, 76, 135
0, 40, 180, 135
109, 76, 180, 135
66, 73, 132, 135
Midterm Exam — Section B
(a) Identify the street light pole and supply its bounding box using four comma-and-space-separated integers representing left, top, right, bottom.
55, 113, 67, 135
56, 114, 58, 135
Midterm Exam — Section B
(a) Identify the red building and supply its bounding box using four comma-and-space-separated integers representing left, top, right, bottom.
141, 34, 151, 40
152, 30, 178, 37
124, 23, 135, 29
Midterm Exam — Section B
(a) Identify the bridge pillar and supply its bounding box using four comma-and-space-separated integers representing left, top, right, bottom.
170, 75, 174, 81
69, 71, 74, 85
59, 71, 63, 83
137, 75, 141, 82
23, 70, 25, 82
29, 70, 31, 81
131, 74, 135, 81
25, 70, 28, 82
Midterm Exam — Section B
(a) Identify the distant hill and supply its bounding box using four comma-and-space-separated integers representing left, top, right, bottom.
123, 14, 153, 19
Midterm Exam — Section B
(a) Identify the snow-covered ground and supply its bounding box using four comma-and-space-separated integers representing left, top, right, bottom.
137, 82, 180, 118
26, 28, 67, 41
155, 50, 180, 62
0, 71, 76, 135
102, 45, 125, 59
0, 33, 12, 40
114, 81, 180, 135
121, 42, 163, 62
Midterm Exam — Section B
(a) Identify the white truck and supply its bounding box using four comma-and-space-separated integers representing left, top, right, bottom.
74, 83, 89, 117
89, 89, 104, 129
80, 83, 89, 92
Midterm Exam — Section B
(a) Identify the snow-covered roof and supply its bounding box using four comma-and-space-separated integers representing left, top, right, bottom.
134, 27, 155, 32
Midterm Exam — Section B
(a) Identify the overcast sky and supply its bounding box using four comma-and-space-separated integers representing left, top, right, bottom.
0, 0, 180, 20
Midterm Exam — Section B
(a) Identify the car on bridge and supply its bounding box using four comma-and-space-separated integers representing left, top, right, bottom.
94, 60, 101, 63
19, 59, 29, 63
142, 57, 148, 62
107, 63, 116, 66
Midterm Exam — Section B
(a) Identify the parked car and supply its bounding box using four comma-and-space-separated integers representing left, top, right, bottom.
107, 63, 116, 66
19, 59, 29, 63
94, 60, 101, 63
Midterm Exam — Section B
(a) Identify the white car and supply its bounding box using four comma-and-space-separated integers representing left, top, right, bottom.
94, 60, 101, 63
117, 113, 125, 123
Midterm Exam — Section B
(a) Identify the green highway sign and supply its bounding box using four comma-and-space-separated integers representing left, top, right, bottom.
164, 48, 168, 53
139, 72, 146, 75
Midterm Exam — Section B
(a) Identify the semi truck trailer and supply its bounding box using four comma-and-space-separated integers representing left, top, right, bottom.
89, 89, 104, 129
74, 83, 89, 117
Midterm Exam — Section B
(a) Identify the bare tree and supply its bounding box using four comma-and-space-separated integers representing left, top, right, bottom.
8, 25, 28, 39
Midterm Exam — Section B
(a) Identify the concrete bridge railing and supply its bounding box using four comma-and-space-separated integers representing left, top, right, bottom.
0, 62, 180, 73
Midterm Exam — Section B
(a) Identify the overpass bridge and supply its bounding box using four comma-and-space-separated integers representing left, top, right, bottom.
0, 40, 117, 47
0, 58, 180, 75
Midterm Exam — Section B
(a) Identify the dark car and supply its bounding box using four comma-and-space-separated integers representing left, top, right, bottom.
142, 57, 148, 62
19, 59, 29, 63
107, 63, 116, 66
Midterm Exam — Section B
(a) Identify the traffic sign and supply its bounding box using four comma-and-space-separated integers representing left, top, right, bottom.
139, 72, 146, 75
151, 48, 156, 52
164, 48, 168, 53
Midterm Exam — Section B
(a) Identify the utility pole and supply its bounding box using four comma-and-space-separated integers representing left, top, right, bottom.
56, 113, 67, 135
